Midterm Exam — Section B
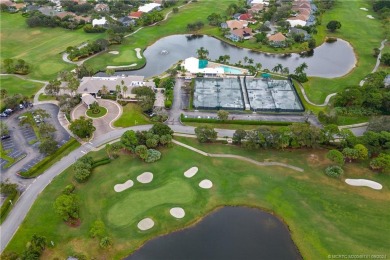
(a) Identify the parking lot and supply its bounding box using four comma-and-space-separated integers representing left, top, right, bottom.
18, 154, 45, 173
1, 130, 26, 160
0, 158, 8, 169
19, 126, 37, 145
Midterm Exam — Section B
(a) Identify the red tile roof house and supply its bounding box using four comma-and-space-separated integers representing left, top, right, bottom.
227, 28, 253, 42
248, 4, 265, 15
267, 32, 287, 47
238, 13, 256, 24
94, 3, 109, 12
129, 11, 143, 19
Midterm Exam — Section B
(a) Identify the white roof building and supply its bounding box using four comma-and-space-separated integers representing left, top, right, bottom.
183, 57, 224, 75
138, 3, 161, 13
250, 0, 269, 6
286, 18, 306, 27
92, 17, 107, 27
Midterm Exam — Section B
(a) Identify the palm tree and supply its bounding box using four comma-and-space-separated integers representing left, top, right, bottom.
30, 234, 47, 253
294, 62, 308, 75
282, 67, 290, 75
115, 85, 121, 99
196, 47, 209, 59
243, 56, 249, 64
224, 55, 230, 64
101, 85, 108, 95
248, 58, 254, 65
123, 85, 128, 98
255, 63, 262, 71
272, 63, 283, 73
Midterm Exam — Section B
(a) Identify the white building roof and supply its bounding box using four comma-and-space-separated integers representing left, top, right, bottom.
138, 3, 161, 13
92, 17, 106, 27
286, 19, 306, 27
183, 57, 225, 75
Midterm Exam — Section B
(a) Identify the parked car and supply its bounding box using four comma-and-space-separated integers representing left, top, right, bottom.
4, 109, 13, 115
19, 104, 24, 110
0, 113, 8, 117
18, 115, 27, 120
1, 135, 11, 140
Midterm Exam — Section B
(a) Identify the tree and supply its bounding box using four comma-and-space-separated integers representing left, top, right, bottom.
195, 126, 217, 143
145, 149, 161, 163
135, 145, 148, 160
326, 20, 341, 32
354, 144, 369, 160
151, 123, 173, 136
100, 237, 112, 249
159, 134, 172, 146
123, 85, 128, 98
67, 77, 80, 96
53, 194, 80, 221
38, 122, 56, 139
325, 165, 344, 178
69, 116, 95, 138
380, 52, 390, 66
101, 85, 108, 95
90, 220, 106, 238
282, 67, 289, 75
45, 79, 61, 96
255, 63, 262, 71
217, 110, 229, 120
342, 148, 358, 162
115, 85, 121, 99
326, 150, 344, 166
294, 62, 308, 75
0, 88, 7, 99
272, 63, 283, 73
146, 138, 158, 148
233, 129, 247, 145
172, 7, 179, 13
132, 86, 155, 112
196, 47, 209, 59
39, 137, 58, 155
0, 121, 9, 136
370, 153, 390, 173
308, 38, 316, 49
30, 234, 47, 254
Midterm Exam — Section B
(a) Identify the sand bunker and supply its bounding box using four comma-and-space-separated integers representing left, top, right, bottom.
184, 167, 198, 178
109, 51, 119, 55
345, 179, 382, 190
170, 207, 185, 219
135, 48, 142, 59
137, 218, 154, 231
114, 180, 134, 192
367, 15, 375, 19
199, 179, 213, 189
360, 7, 368, 11
137, 172, 153, 184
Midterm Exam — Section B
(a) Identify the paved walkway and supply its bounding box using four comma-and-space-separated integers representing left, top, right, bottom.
359, 39, 388, 86
172, 140, 304, 172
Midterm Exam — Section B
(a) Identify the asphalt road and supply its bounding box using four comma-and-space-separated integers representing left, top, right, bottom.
0, 124, 235, 253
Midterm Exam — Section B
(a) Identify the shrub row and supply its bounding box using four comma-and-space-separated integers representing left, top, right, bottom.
181, 115, 292, 126
0, 190, 18, 221
91, 157, 111, 168
18, 139, 79, 178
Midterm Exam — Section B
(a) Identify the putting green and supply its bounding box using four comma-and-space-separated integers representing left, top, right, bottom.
107, 180, 195, 227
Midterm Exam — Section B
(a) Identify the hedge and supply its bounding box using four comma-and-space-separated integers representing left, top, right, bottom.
0, 190, 18, 223
18, 139, 80, 178
180, 115, 292, 126
91, 157, 111, 168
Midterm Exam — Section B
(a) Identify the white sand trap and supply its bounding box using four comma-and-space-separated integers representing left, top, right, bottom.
137, 172, 153, 184
114, 180, 134, 192
345, 179, 382, 190
106, 63, 137, 69
360, 7, 368, 11
135, 48, 142, 59
184, 167, 198, 178
137, 218, 154, 231
199, 179, 213, 189
109, 51, 119, 55
367, 15, 375, 19
170, 207, 185, 218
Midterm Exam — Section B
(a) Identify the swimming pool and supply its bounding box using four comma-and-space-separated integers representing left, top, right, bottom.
218, 66, 243, 74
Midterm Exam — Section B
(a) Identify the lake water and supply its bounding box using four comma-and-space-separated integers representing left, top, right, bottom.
103, 34, 356, 79
126, 207, 302, 260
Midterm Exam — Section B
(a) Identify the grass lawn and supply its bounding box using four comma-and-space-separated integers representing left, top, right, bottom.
86, 106, 107, 118
184, 122, 283, 131
38, 93, 56, 102
113, 103, 150, 127
5, 139, 390, 259
0, 75, 43, 98
303, 0, 388, 104
0, 13, 102, 80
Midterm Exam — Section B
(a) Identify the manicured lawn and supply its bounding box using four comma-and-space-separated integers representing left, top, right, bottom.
184, 122, 283, 131
5, 139, 390, 259
0, 13, 102, 80
0, 75, 43, 98
113, 103, 150, 127
38, 93, 56, 102
303, 0, 388, 103
86, 106, 107, 118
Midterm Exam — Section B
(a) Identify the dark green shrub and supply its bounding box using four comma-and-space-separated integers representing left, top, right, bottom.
325, 165, 344, 178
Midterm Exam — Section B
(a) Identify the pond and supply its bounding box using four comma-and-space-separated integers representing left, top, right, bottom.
126, 207, 302, 260
101, 34, 356, 79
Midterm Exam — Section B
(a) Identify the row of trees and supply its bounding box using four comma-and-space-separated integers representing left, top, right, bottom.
26, 11, 85, 30
67, 38, 109, 61
2, 58, 30, 75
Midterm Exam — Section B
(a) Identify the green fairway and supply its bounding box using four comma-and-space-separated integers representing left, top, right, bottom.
0, 13, 102, 80
5, 139, 390, 259
303, 0, 389, 103
107, 180, 195, 227
113, 103, 150, 127
0, 75, 43, 97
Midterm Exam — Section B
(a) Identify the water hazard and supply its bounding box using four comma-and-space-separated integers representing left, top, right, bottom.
126, 207, 302, 260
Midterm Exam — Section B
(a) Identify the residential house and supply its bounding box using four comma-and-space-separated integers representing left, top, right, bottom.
81, 94, 97, 109
129, 11, 143, 19
25, 5, 40, 12
227, 28, 253, 42
138, 3, 161, 13
248, 4, 265, 15
286, 16, 307, 27
118, 16, 135, 27
288, 27, 311, 41
77, 76, 155, 99
239, 13, 256, 23
94, 3, 109, 12
233, 13, 241, 20
92, 17, 107, 27
249, 0, 269, 6
225, 20, 248, 30
267, 32, 286, 47
38, 6, 57, 16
